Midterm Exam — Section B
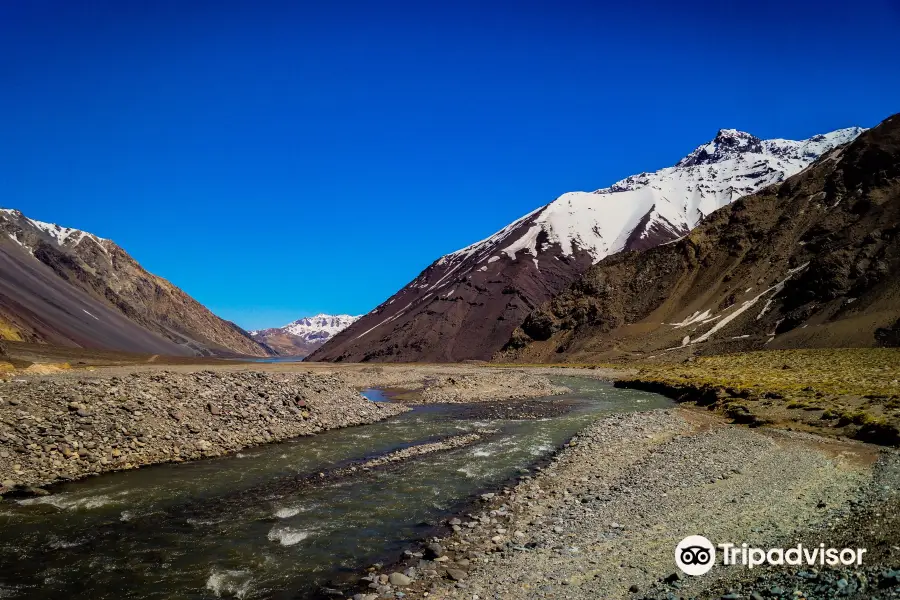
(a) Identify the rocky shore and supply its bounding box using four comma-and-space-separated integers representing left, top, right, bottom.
0, 362, 577, 494
354, 433, 486, 470
353, 408, 900, 600
0, 370, 408, 492
332, 365, 571, 403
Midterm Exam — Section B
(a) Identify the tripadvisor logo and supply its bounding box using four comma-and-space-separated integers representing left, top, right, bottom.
675, 535, 716, 575
675, 536, 867, 576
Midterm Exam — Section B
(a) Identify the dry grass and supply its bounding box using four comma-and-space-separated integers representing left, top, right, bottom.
0, 318, 23, 342
625, 349, 900, 445
21, 362, 72, 375
633, 349, 900, 397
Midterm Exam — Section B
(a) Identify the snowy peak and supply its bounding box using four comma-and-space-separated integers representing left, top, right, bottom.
281, 314, 360, 339
676, 129, 763, 167
310, 122, 869, 363
677, 126, 865, 168
251, 314, 361, 357
439, 125, 865, 272
762, 127, 866, 161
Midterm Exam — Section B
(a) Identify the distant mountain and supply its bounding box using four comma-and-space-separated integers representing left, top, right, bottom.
0, 209, 272, 357
502, 114, 900, 362
310, 126, 864, 363
251, 314, 359, 357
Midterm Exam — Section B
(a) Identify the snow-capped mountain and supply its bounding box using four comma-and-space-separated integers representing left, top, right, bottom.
503, 115, 900, 362
440, 127, 865, 265
0, 208, 271, 357
310, 126, 864, 363
251, 314, 360, 356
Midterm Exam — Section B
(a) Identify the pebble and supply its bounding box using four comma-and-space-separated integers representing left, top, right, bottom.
388, 572, 412, 586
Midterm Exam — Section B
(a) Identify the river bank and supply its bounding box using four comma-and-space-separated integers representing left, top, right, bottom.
357, 407, 900, 600
615, 349, 900, 447
5, 355, 897, 599
0, 364, 578, 494
322, 365, 572, 403
0, 377, 670, 600
0, 370, 408, 492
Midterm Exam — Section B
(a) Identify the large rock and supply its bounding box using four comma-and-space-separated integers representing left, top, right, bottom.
388, 572, 412, 586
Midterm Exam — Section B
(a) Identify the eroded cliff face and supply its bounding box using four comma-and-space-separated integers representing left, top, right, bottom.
502, 114, 900, 363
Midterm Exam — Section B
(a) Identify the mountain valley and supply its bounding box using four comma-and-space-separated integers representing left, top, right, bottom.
250, 314, 360, 357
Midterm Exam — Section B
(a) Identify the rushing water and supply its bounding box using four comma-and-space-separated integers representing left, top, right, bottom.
0, 378, 671, 599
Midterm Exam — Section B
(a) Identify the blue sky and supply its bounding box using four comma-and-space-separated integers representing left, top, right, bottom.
1, 0, 898, 330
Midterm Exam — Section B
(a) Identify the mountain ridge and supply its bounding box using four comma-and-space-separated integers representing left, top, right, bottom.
500, 114, 900, 362
310, 125, 864, 363
0, 208, 272, 357
251, 314, 360, 357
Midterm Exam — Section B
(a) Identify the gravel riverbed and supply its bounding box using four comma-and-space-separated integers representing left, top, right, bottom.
0, 370, 408, 492
356, 408, 900, 600
0, 364, 573, 493
326, 365, 571, 403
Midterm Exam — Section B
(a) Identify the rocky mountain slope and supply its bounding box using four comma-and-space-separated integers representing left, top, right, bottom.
250, 314, 359, 357
0, 209, 271, 357
501, 114, 900, 362
311, 126, 863, 362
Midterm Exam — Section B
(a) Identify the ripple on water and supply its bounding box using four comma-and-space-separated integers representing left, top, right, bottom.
456, 465, 477, 478
528, 442, 554, 456
267, 526, 311, 546
17, 493, 121, 511
206, 569, 254, 599
186, 516, 227, 526
46, 535, 84, 550
273, 503, 313, 519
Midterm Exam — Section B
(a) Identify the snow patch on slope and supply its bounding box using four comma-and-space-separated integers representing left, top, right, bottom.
691, 263, 810, 344
1, 208, 110, 256
437, 127, 864, 269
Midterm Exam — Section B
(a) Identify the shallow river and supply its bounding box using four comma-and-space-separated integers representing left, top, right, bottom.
0, 378, 671, 599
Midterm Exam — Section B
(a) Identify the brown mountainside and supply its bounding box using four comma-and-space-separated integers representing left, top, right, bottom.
0, 210, 271, 357
308, 237, 595, 363
502, 114, 900, 363
250, 329, 323, 357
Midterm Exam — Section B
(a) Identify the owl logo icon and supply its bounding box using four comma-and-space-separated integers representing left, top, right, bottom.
675, 535, 715, 575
